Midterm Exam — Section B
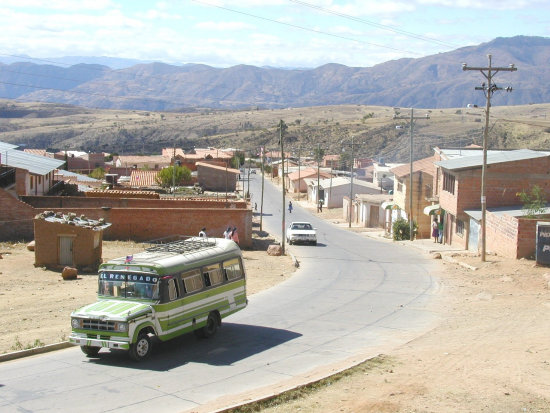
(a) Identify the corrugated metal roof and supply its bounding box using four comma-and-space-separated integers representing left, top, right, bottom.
435, 149, 550, 171
319, 176, 379, 190
465, 204, 550, 220
0, 142, 19, 152
0, 146, 65, 175
55, 169, 100, 182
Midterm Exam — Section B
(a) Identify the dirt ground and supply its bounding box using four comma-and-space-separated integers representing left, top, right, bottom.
2, 209, 550, 412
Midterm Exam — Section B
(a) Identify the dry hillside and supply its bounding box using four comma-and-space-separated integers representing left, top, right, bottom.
1, 100, 549, 163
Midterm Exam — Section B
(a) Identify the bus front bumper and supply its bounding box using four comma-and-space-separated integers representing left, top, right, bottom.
69, 332, 131, 350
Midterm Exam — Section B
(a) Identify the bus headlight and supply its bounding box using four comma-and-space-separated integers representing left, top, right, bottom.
115, 322, 128, 332
71, 318, 81, 329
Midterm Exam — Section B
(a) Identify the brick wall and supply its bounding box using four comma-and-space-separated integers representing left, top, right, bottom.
37, 207, 252, 247
0, 187, 35, 241
15, 196, 252, 247
485, 212, 544, 259
22, 196, 248, 210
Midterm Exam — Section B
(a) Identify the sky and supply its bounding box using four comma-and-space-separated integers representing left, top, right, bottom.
0, 0, 549, 69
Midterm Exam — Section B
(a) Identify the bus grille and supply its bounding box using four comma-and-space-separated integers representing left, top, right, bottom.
83, 319, 115, 331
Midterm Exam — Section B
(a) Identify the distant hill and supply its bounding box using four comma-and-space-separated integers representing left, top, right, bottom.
0, 36, 549, 111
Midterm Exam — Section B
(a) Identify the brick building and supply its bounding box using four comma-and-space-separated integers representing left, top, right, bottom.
391, 156, 437, 239
196, 162, 240, 192
434, 148, 550, 256
34, 212, 111, 270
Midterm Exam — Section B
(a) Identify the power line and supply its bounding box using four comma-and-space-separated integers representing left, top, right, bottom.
288, 0, 458, 49
191, 0, 422, 56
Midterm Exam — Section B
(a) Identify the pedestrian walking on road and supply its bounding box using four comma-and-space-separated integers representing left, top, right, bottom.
288, 201, 293, 214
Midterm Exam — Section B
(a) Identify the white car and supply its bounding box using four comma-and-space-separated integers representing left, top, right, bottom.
286, 222, 317, 245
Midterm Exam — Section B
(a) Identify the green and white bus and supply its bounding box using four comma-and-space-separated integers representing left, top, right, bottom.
69, 237, 247, 361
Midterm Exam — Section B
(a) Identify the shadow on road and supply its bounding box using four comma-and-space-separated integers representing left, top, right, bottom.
85, 323, 301, 370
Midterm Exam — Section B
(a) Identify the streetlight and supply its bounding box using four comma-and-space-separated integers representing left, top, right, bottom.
462, 55, 516, 261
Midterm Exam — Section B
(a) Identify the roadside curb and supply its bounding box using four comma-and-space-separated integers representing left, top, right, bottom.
0, 341, 72, 363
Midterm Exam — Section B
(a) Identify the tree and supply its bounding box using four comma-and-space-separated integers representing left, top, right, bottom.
231, 151, 245, 169
156, 166, 191, 188
89, 167, 105, 180
517, 185, 547, 218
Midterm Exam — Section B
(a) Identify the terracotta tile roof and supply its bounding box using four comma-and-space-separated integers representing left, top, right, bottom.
130, 170, 161, 187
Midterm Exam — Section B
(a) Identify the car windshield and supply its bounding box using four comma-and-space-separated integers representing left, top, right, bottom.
292, 223, 312, 230
98, 271, 160, 300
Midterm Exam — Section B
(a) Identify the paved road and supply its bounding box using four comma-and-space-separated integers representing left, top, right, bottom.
0, 174, 439, 413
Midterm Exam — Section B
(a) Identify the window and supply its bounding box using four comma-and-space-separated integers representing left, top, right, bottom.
443, 171, 455, 194
30, 176, 34, 189
167, 278, 179, 301
397, 181, 403, 192
456, 219, 464, 237
203, 263, 223, 286
183, 269, 203, 293
223, 258, 243, 281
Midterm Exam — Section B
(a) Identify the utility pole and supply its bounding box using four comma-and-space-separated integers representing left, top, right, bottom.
348, 136, 354, 228
462, 55, 516, 262
279, 120, 287, 254
394, 108, 428, 241
172, 144, 176, 198
316, 143, 322, 211
260, 146, 265, 232
297, 145, 301, 200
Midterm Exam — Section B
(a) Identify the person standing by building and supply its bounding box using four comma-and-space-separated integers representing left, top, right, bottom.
231, 227, 239, 245
431, 220, 438, 243
199, 227, 207, 237
438, 219, 444, 244
223, 227, 232, 239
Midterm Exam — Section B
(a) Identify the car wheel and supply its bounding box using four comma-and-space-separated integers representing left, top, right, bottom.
80, 345, 100, 357
129, 332, 152, 361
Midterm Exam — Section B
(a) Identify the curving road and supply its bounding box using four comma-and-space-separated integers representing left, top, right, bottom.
0, 173, 440, 413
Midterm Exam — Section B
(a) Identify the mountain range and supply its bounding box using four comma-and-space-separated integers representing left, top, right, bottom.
0, 36, 549, 111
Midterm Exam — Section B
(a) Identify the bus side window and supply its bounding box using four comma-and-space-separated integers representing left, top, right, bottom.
203, 263, 223, 286
183, 269, 203, 293
168, 279, 179, 301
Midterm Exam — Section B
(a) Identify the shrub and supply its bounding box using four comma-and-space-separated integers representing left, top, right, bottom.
392, 217, 418, 241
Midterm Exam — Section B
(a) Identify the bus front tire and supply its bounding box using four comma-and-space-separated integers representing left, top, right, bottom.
81, 345, 100, 357
129, 333, 152, 361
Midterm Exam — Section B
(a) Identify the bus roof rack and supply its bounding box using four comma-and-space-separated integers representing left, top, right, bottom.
145, 237, 217, 254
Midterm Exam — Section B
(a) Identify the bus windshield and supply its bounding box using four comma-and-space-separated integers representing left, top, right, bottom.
98, 271, 160, 300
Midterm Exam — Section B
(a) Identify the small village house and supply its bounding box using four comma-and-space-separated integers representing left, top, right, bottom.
390, 156, 437, 239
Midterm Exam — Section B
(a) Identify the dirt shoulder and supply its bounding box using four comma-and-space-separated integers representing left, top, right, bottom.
0, 229, 296, 354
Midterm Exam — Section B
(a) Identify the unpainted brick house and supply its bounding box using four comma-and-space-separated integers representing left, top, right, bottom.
434, 148, 550, 258
34, 212, 111, 270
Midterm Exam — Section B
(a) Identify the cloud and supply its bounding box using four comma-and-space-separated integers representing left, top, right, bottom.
195, 21, 256, 31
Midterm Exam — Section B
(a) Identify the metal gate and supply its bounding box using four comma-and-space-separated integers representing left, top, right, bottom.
59, 236, 74, 266
468, 218, 479, 252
